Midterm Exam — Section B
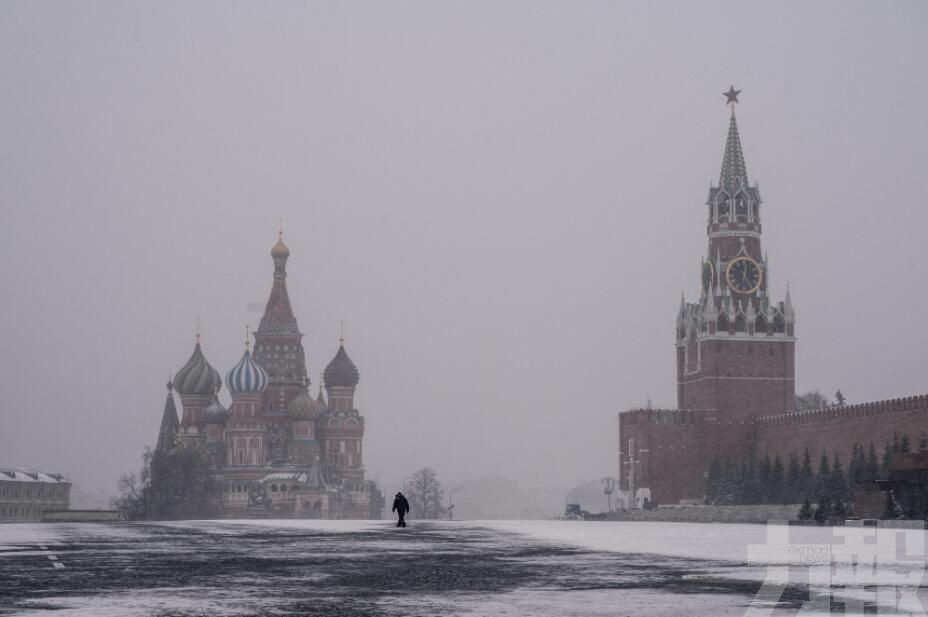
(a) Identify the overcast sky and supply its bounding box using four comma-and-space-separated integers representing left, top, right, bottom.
1, 1, 926, 499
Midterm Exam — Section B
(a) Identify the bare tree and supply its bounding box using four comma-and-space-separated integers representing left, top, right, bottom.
405, 467, 445, 519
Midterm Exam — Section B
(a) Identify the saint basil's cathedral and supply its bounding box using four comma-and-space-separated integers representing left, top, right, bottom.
155, 233, 382, 519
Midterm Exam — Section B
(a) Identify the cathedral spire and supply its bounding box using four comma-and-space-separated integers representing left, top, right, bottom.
156, 378, 180, 452
258, 231, 299, 335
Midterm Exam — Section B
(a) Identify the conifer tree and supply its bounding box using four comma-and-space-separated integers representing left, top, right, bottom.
705, 458, 722, 504
881, 442, 894, 480
864, 442, 880, 483
786, 452, 802, 503
848, 444, 865, 486
770, 454, 786, 504
800, 449, 815, 500
758, 453, 772, 503
814, 451, 831, 500
900, 434, 911, 454
828, 454, 849, 502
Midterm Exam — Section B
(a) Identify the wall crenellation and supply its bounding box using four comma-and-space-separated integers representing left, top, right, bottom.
755, 395, 928, 428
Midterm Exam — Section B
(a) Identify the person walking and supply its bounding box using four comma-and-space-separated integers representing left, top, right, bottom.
392, 492, 410, 527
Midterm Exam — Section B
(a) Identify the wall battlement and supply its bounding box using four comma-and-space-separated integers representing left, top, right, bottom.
755, 394, 928, 428
619, 408, 708, 426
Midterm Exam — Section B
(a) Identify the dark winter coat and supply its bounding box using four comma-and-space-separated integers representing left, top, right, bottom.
392, 494, 410, 515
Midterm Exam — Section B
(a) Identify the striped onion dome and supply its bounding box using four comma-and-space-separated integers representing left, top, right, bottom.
174, 343, 222, 396
226, 350, 268, 394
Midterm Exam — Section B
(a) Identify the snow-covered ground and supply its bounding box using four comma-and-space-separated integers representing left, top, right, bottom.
0, 519, 925, 616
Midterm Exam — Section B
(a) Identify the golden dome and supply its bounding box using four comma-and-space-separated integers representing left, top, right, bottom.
271, 233, 290, 259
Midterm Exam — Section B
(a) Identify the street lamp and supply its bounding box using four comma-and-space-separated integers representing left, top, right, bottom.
601, 477, 617, 513
448, 487, 463, 520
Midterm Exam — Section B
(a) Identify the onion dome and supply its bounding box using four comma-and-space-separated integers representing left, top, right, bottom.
324, 342, 360, 388
271, 232, 290, 259
204, 394, 228, 425
174, 343, 222, 396
226, 350, 269, 394
288, 382, 326, 419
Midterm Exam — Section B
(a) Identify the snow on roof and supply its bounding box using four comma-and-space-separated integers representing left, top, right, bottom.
262, 472, 307, 483
0, 468, 70, 483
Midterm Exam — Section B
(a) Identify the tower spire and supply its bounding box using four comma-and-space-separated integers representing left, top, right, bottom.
156, 379, 180, 452
254, 231, 305, 388
719, 91, 749, 192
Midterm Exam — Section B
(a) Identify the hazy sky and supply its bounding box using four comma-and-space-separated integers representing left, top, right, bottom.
2, 1, 927, 499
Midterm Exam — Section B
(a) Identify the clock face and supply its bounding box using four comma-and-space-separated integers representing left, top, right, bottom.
702, 261, 715, 293
725, 257, 762, 294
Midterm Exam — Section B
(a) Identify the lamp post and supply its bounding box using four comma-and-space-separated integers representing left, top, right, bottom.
601, 477, 617, 513
624, 439, 639, 509
448, 487, 463, 520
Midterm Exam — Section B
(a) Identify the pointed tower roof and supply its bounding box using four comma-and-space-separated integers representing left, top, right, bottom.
707, 89, 761, 206
256, 231, 300, 335
156, 379, 180, 452
719, 108, 749, 192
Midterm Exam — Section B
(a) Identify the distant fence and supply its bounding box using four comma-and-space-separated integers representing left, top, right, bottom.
41, 510, 126, 523
599, 504, 802, 524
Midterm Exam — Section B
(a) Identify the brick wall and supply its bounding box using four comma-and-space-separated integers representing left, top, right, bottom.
755, 395, 928, 464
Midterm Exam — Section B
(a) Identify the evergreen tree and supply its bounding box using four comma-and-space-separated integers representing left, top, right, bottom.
832, 497, 849, 519
814, 451, 831, 501
864, 442, 880, 484
785, 452, 802, 503
740, 457, 761, 504
770, 454, 786, 504
834, 389, 846, 405
848, 444, 864, 486
814, 497, 831, 523
800, 449, 815, 500
892, 433, 901, 454
798, 498, 813, 521
828, 454, 849, 502
705, 458, 722, 504
881, 442, 894, 480
900, 434, 911, 454
758, 453, 772, 503
715, 461, 740, 506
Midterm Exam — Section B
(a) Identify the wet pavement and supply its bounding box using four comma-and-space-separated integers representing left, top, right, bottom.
0, 520, 920, 616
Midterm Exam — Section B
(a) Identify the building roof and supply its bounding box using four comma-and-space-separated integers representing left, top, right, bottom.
174, 342, 222, 396
226, 349, 268, 395
324, 343, 360, 388
0, 468, 70, 483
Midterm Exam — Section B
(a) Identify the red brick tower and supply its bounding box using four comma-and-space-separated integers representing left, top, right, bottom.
619, 89, 798, 506
677, 88, 796, 465
321, 338, 365, 483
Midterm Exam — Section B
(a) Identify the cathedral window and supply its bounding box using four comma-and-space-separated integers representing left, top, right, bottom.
271, 484, 278, 492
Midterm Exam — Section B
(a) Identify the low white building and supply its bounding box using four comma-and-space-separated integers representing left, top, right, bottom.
0, 468, 71, 522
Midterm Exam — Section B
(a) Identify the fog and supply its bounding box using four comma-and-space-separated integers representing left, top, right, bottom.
1, 1, 926, 504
